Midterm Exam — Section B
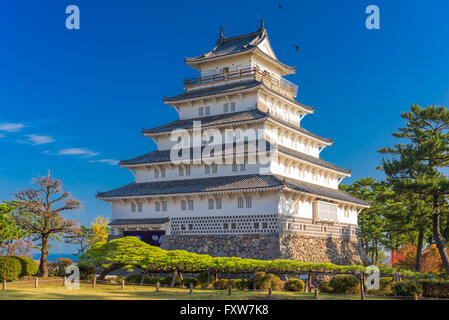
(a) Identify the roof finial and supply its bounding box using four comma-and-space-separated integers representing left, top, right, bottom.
259, 18, 265, 31
217, 26, 224, 45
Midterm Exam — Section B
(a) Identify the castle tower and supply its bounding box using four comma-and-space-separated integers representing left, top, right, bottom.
97, 22, 369, 265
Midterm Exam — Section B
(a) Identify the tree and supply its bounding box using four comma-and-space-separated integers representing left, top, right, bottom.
64, 225, 92, 256
89, 216, 110, 246
13, 173, 81, 278
340, 178, 396, 264
0, 202, 28, 256
380, 104, 449, 274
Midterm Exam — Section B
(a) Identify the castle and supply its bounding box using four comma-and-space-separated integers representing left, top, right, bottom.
97, 22, 369, 265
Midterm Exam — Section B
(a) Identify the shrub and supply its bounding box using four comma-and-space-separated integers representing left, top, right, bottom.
366, 277, 394, 296
196, 272, 217, 287
183, 277, 200, 288
0, 256, 22, 281
214, 279, 229, 290
284, 278, 305, 292
252, 272, 283, 290
318, 280, 333, 293
8, 256, 39, 277
78, 264, 96, 280
421, 279, 449, 298
56, 258, 74, 276
392, 280, 422, 297
329, 275, 360, 294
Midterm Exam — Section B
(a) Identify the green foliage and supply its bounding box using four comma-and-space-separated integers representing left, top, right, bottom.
392, 280, 423, 296
0, 202, 27, 246
0, 256, 22, 281
318, 280, 333, 293
56, 258, 74, 276
14, 256, 38, 277
252, 272, 283, 290
78, 263, 96, 280
328, 275, 360, 294
284, 278, 305, 292
183, 277, 200, 288
421, 279, 449, 298
367, 277, 394, 296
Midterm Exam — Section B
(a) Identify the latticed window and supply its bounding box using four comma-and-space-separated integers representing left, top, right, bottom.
181, 200, 186, 211
245, 196, 252, 208
137, 202, 142, 212
185, 166, 191, 176
131, 203, 136, 212
162, 201, 167, 211
216, 198, 222, 209
313, 201, 337, 222
155, 202, 161, 212
154, 168, 160, 178
205, 106, 210, 116
188, 200, 194, 210
199, 107, 204, 116
237, 197, 244, 208
230, 102, 236, 112
161, 168, 166, 177
223, 103, 229, 112
179, 166, 184, 176
208, 199, 214, 210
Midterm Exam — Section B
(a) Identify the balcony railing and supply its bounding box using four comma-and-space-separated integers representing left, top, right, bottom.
183, 67, 298, 98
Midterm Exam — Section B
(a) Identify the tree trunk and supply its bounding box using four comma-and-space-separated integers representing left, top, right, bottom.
432, 195, 449, 274
97, 263, 123, 280
171, 269, 178, 288
39, 235, 49, 279
140, 270, 147, 286
415, 228, 424, 273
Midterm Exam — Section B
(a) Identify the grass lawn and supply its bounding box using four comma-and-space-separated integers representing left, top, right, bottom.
0, 280, 400, 300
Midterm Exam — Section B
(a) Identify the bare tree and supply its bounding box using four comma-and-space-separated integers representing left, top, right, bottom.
13, 172, 81, 278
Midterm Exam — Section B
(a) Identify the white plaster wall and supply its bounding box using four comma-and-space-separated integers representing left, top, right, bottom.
111, 191, 280, 222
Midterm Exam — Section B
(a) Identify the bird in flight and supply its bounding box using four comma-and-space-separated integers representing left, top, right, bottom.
293, 45, 299, 52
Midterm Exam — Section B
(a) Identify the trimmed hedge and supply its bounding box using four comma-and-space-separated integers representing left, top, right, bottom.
318, 280, 333, 293
392, 280, 422, 296
328, 275, 360, 294
421, 280, 449, 298
0, 256, 22, 281
14, 256, 39, 277
284, 279, 305, 292
367, 277, 394, 296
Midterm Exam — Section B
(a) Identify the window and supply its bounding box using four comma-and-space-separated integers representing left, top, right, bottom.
188, 224, 193, 231
208, 199, 214, 210
232, 163, 238, 172
245, 196, 252, 208
223, 103, 229, 112
179, 166, 184, 176
155, 202, 161, 212
238, 197, 244, 208
262, 222, 268, 229
253, 222, 259, 230
154, 168, 160, 178
188, 200, 194, 210
162, 201, 167, 211
185, 166, 191, 176
212, 164, 217, 173
181, 224, 186, 231
223, 67, 229, 76
137, 202, 143, 213
131, 203, 136, 213
205, 165, 210, 175
181, 200, 186, 211
303, 225, 307, 231
223, 223, 229, 230
199, 107, 204, 116
216, 198, 222, 209
205, 106, 210, 116
239, 163, 246, 172
230, 102, 236, 112
231, 223, 237, 230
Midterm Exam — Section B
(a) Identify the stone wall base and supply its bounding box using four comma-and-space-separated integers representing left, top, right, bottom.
161, 233, 369, 266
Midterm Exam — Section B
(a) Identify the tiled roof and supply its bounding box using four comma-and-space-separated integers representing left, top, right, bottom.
120, 140, 271, 167
269, 117, 333, 144
110, 218, 170, 226
163, 80, 262, 102
142, 110, 267, 136
283, 177, 370, 206
163, 80, 313, 112
97, 174, 283, 199
276, 145, 351, 174
97, 174, 369, 206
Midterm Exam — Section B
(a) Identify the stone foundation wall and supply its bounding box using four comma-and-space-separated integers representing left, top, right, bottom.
279, 233, 369, 265
162, 232, 368, 265
161, 234, 280, 260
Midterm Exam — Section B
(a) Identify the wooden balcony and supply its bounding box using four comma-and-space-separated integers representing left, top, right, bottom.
183, 67, 298, 98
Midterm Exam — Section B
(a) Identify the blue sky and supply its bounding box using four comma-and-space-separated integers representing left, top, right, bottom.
1, 0, 449, 255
